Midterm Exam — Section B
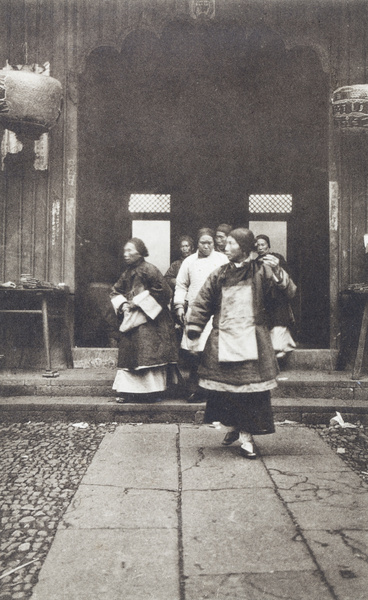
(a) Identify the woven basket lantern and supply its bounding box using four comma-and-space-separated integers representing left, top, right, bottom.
332, 85, 368, 128
0, 68, 62, 139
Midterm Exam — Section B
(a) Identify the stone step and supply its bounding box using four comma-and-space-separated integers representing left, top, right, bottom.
0, 368, 366, 400
71, 347, 339, 371
1, 395, 367, 425
1, 365, 367, 398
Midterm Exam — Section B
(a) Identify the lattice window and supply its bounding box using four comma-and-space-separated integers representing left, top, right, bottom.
249, 194, 292, 213
128, 194, 171, 213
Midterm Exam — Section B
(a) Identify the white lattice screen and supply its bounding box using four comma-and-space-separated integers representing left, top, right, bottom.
129, 194, 171, 213
249, 194, 292, 213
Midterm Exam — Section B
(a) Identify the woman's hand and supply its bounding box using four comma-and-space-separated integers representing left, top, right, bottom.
121, 302, 133, 315
176, 306, 185, 326
261, 254, 282, 280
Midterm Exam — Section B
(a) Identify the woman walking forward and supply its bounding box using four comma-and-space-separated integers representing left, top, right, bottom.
187, 228, 296, 458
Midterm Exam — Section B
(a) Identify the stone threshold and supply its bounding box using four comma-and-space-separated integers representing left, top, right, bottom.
0, 395, 368, 425
0, 368, 367, 398
71, 347, 339, 371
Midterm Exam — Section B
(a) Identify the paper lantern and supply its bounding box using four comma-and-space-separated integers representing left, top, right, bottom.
0, 69, 63, 139
332, 85, 368, 128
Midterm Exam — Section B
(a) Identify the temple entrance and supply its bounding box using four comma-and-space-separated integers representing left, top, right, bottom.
75, 23, 329, 347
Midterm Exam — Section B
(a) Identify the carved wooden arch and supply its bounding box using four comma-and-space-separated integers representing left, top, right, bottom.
75, 24, 165, 75
243, 10, 329, 74
243, 24, 328, 76
283, 36, 330, 76
73, 10, 329, 78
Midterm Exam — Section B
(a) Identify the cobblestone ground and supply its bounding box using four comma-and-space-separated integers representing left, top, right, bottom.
313, 421, 368, 483
1, 420, 368, 599
0, 421, 117, 600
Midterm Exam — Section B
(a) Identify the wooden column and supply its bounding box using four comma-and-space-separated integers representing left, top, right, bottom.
63, 1, 78, 292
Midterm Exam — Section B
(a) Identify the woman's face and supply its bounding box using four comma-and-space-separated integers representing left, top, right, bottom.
124, 242, 141, 264
256, 238, 270, 256
215, 231, 227, 251
225, 236, 247, 263
197, 235, 214, 257
180, 240, 192, 258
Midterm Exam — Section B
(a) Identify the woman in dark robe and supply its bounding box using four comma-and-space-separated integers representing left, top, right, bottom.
187, 228, 296, 458
164, 235, 194, 291
110, 238, 179, 402
255, 234, 297, 358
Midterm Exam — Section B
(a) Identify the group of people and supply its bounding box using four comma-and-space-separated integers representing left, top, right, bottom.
110, 224, 297, 459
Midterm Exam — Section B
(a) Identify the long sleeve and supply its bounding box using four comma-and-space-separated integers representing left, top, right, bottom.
164, 260, 181, 291
140, 263, 172, 308
259, 261, 296, 297
110, 261, 172, 314
174, 251, 228, 311
173, 257, 191, 309
186, 269, 220, 335
110, 274, 128, 314
271, 267, 297, 298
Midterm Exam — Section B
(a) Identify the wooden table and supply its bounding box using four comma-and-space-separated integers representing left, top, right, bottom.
0, 287, 72, 377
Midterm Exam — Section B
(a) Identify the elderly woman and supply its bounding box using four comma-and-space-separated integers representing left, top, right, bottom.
110, 238, 179, 403
173, 227, 228, 398
187, 228, 296, 458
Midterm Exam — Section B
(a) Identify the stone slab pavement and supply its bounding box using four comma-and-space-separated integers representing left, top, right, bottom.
30, 424, 368, 600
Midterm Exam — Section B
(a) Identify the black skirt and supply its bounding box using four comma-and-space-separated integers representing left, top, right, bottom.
202, 389, 275, 435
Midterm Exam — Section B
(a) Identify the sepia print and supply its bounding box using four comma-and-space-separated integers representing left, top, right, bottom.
1, 1, 368, 599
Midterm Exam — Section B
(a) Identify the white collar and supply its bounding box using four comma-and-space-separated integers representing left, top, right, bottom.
233, 256, 251, 268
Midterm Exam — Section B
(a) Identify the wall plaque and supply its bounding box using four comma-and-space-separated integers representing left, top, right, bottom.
190, 0, 215, 19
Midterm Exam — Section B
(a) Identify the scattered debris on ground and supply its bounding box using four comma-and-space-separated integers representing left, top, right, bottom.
311, 414, 368, 483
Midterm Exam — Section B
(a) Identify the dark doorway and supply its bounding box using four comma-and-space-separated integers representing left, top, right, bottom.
76, 22, 329, 347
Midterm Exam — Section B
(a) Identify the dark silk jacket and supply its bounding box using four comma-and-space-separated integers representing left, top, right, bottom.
187, 260, 295, 386
111, 258, 178, 370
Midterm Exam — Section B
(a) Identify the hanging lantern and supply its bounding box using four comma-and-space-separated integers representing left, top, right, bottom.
332, 85, 368, 129
0, 67, 63, 139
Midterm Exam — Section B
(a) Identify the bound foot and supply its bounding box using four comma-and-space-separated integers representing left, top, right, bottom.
222, 430, 240, 446
239, 442, 257, 459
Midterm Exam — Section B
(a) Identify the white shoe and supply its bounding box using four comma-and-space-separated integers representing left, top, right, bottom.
239, 443, 257, 459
